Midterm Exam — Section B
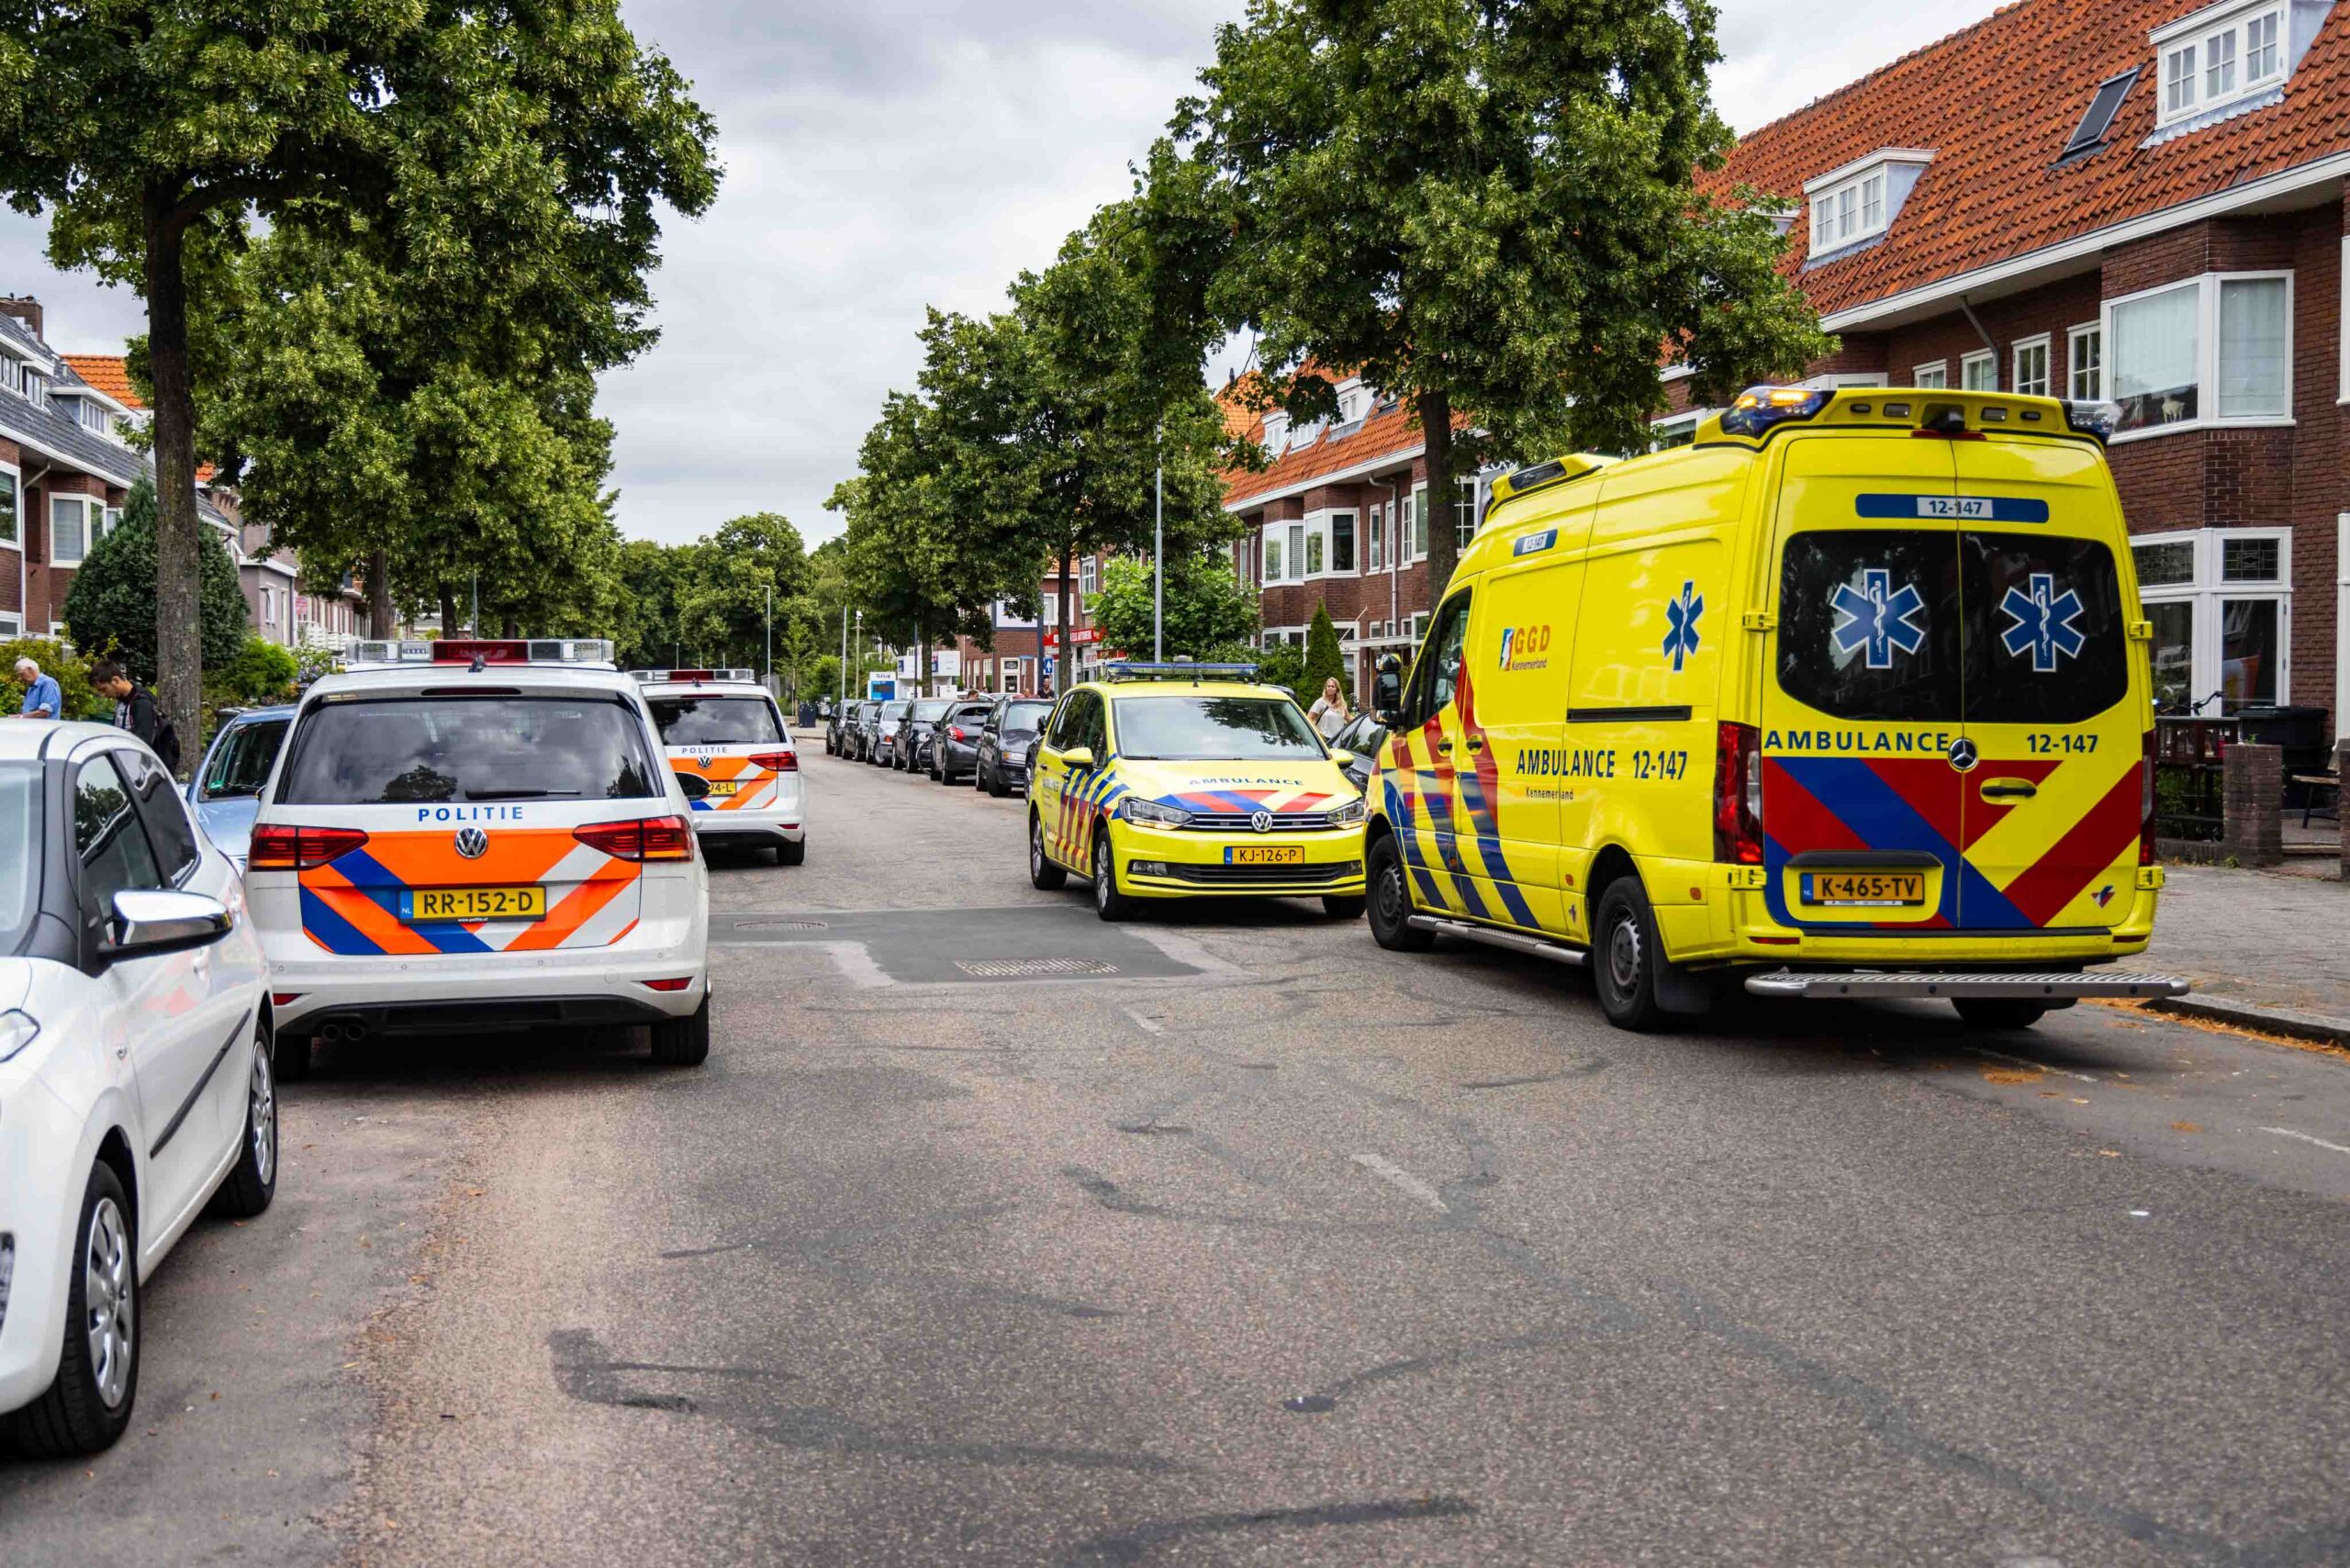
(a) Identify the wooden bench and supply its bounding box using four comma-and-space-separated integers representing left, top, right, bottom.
2293, 771, 2340, 827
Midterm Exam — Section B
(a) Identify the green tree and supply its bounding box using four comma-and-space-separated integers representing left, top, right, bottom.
0, 0, 719, 746
1161, 0, 1830, 600
62, 481, 246, 684
1088, 554, 1259, 660
1254, 641, 1306, 700
1, 635, 106, 722
676, 513, 811, 673
1302, 604, 1349, 709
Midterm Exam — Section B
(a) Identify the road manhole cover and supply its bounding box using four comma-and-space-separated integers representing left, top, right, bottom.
734, 919, 829, 931
954, 958, 1120, 979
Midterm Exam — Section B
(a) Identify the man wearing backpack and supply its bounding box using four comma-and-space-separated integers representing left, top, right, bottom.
92, 659, 181, 773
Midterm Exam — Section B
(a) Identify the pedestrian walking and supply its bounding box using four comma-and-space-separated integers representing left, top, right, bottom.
92, 659, 180, 771
11, 655, 60, 721
1307, 677, 1350, 741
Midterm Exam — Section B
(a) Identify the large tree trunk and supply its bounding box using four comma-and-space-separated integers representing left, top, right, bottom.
143, 195, 202, 774
919, 615, 934, 693
1420, 388, 1457, 606
1054, 539, 1072, 696
439, 582, 457, 634
365, 549, 393, 637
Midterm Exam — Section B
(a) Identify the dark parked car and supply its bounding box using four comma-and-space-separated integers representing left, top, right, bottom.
901, 698, 954, 773
869, 699, 912, 767
185, 704, 296, 870
825, 701, 860, 756
975, 697, 1053, 798
1327, 711, 1389, 794
927, 699, 998, 782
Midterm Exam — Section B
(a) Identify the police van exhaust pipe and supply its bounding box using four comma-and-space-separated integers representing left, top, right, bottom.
1407, 914, 1587, 968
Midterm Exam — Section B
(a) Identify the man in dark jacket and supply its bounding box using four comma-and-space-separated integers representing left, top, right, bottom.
92, 660, 179, 771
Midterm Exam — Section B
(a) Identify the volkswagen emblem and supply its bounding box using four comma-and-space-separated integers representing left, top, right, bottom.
1249, 810, 1274, 834
696, 754, 713, 767
454, 826, 490, 859
1947, 737, 1979, 773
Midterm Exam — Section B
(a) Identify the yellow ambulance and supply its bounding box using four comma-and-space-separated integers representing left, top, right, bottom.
1362, 386, 2189, 1032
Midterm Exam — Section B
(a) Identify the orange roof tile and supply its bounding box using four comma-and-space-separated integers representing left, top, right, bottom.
1710, 0, 2350, 320
1224, 396, 1429, 508
62, 353, 145, 409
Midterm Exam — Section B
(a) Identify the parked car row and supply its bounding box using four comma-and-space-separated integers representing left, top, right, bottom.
824, 695, 1052, 798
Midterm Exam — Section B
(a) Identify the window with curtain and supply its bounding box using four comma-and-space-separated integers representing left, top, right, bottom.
2013, 339, 2050, 398
1962, 352, 1997, 392
1913, 362, 1947, 390
2068, 326, 2103, 401
0, 472, 15, 546
1367, 504, 1383, 571
2217, 276, 2289, 417
50, 496, 87, 566
2109, 282, 2199, 431
1286, 523, 1304, 581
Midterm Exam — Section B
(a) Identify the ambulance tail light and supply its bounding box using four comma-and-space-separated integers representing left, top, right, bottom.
249, 824, 370, 871
2140, 729, 2158, 866
574, 816, 697, 862
747, 749, 797, 772
1714, 722, 1764, 866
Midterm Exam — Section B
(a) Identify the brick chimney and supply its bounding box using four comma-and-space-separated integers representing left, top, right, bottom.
0, 297, 42, 341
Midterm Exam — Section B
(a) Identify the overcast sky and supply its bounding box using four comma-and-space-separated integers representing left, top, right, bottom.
0, 0, 2006, 548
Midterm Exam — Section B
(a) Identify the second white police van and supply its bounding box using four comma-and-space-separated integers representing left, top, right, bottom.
630, 668, 806, 864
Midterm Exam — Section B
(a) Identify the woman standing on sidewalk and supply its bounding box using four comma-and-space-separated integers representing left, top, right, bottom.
1307, 678, 1350, 741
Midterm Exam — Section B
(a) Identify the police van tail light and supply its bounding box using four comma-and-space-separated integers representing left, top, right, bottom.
747, 750, 798, 772
575, 816, 696, 862
249, 824, 370, 871
2140, 729, 2158, 866
1714, 722, 1764, 866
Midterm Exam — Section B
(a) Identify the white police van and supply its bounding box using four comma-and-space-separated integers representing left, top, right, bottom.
630, 669, 806, 864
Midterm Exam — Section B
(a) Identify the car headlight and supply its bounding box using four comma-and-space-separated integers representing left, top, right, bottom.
0, 1010, 39, 1064
1326, 798, 1368, 827
1121, 797, 1192, 828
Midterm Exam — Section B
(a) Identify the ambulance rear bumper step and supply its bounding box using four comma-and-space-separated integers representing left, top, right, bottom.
1407, 914, 1588, 968
1744, 970, 2190, 1001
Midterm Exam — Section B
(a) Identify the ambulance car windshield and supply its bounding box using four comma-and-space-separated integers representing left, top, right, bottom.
648, 696, 783, 747
0, 764, 35, 951
1115, 696, 1325, 762
276, 697, 662, 804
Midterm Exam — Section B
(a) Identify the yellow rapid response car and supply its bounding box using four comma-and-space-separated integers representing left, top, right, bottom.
1027, 664, 1370, 922
1362, 386, 2189, 1032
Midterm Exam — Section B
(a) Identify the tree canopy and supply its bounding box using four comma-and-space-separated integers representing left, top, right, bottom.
62, 481, 246, 683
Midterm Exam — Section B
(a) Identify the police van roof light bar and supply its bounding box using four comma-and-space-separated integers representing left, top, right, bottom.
629, 667, 755, 683
347, 637, 616, 668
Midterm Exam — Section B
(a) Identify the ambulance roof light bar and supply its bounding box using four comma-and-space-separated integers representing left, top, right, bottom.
1099, 661, 1260, 683
347, 637, 616, 668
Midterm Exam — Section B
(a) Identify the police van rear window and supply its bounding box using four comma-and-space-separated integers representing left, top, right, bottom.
277, 697, 663, 805
648, 696, 783, 746
1777, 530, 2128, 724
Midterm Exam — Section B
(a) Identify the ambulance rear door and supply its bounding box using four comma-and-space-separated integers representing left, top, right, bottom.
1947, 436, 2146, 933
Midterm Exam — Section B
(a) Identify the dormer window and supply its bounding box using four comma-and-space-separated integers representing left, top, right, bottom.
1803, 149, 1933, 263
1260, 411, 1289, 453
2152, 0, 2300, 133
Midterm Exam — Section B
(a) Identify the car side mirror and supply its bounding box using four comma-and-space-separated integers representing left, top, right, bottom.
1327, 748, 1355, 770
1059, 745, 1093, 769
105, 889, 232, 961
677, 772, 711, 801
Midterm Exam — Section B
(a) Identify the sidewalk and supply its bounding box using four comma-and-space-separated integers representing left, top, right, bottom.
2142, 864, 2350, 1044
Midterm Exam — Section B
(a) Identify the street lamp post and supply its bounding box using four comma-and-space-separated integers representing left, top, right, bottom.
1153, 420, 1164, 663
839, 606, 849, 702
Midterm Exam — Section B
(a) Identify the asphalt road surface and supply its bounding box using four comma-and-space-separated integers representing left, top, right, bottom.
9, 747, 2350, 1566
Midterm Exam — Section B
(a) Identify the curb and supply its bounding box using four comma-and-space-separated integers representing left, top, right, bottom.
2145, 993, 2350, 1051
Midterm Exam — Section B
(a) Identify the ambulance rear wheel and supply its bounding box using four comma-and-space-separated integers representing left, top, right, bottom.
1029, 815, 1067, 890
1952, 998, 2047, 1031
1092, 832, 1135, 922
1594, 879, 1667, 1033
651, 995, 711, 1067
1366, 836, 1432, 952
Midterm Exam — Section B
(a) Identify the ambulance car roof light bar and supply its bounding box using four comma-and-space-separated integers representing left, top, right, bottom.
1718, 386, 1830, 438
1101, 661, 1259, 682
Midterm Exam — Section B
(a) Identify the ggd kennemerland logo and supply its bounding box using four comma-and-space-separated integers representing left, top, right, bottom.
1498, 623, 1552, 672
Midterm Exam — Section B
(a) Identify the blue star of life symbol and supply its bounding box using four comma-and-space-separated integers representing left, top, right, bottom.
1661, 581, 1703, 672
1830, 567, 1928, 670
1998, 571, 2087, 673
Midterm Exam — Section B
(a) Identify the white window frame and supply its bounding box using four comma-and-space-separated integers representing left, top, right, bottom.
2340, 237, 2349, 404
1454, 476, 1480, 552
1804, 149, 1933, 255
1327, 509, 1358, 575
2154, 0, 2288, 128
2067, 321, 2104, 402
1404, 485, 1427, 563
2011, 334, 2052, 398
1650, 409, 1717, 450
1912, 361, 1948, 390
1367, 502, 1384, 572
48, 494, 95, 567
1261, 527, 1284, 584
1960, 350, 1998, 392
2132, 525, 2292, 713
0, 462, 17, 551
0, 611, 17, 637
2105, 270, 2296, 444
1079, 555, 1097, 598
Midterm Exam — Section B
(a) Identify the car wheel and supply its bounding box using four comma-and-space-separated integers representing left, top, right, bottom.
778, 837, 806, 867
651, 993, 711, 1067
1322, 894, 1366, 920
1029, 814, 1067, 890
1366, 835, 1433, 952
274, 1029, 314, 1082
1952, 998, 2048, 1031
1594, 879, 1667, 1033
9, 1162, 139, 1456
986, 764, 1008, 799
1092, 828, 1135, 922
209, 1019, 279, 1218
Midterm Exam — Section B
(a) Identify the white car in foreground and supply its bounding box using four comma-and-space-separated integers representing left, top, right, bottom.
0, 722, 275, 1455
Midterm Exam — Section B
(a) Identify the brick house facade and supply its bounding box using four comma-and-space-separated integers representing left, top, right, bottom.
1221, 0, 2350, 732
